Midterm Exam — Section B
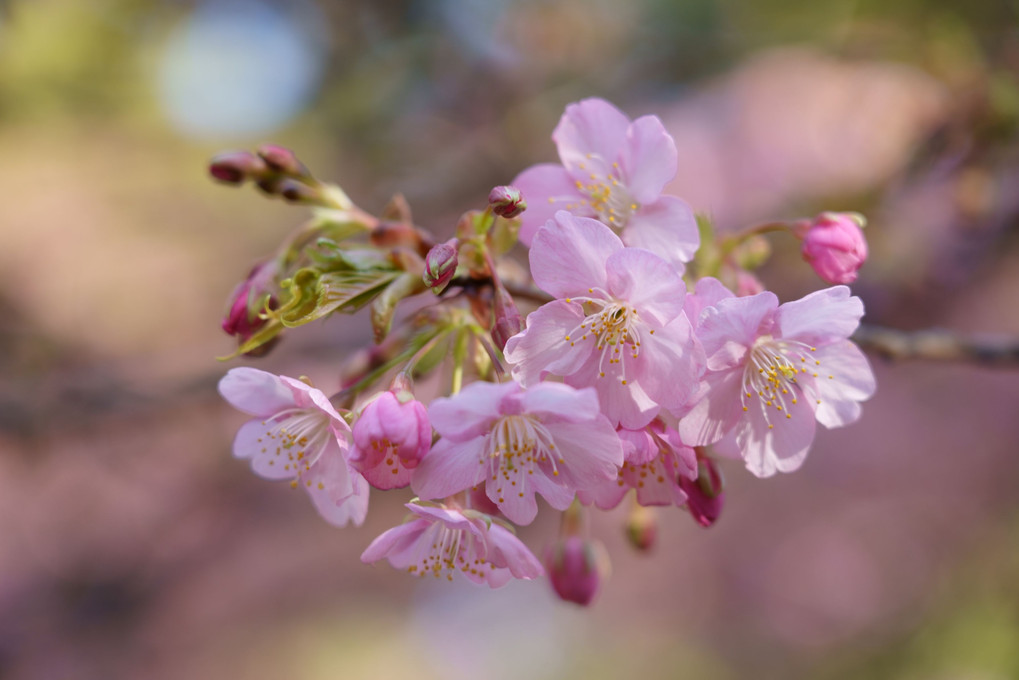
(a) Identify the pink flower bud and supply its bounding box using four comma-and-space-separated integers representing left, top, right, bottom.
349, 391, 431, 490
222, 261, 277, 343
625, 504, 658, 552
545, 537, 604, 606
799, 212, 868, 284
423, 239, 459, 293
678, 455, 725, 528
735, 271, 765, 297
488, 185, 527, 218
255, 144, 309, 177
491, 286, 522, 351
209, 151, 268, 184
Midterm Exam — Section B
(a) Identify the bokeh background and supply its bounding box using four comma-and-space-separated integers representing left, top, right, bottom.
1, 0, 1018, 678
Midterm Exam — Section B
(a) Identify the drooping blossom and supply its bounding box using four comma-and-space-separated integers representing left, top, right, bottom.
503, 212, 705, 429
512, 98, 699, 268
411, 380, 623, 526
218, 367, 369, 526
360, 502, 543, 587
679, 286, 876, 477
678, 453, 725, 528
349, 390, 431, 490
798, 212, 868, 284
578, 421, 697, 510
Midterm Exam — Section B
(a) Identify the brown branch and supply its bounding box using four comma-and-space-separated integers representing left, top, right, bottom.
853, 324, 1019, 366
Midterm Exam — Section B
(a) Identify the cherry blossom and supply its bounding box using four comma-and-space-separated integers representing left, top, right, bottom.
411, 380, 623, 525
512, 97, 699, 269
679, 286, 876, 477
360, 502, 543, 587
218, 367, 369, 526
504, 211, 705, 429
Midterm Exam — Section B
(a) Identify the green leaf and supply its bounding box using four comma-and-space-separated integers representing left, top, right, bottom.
273, 267, 401, 328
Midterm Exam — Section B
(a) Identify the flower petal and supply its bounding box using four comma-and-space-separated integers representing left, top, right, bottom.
631, 312, 705, 412
698, 292, 778, 370
516, 382, 601, 424
618, 114, 677, 203
775, 286, 863, 344
487, 524, 544, 579
529, 212, 621, 298
428, 381, 513, 441
219, 367, 295, 417
511, 164, 587, 246
622, 195, 700, 268
735, 396, 817, 478
800, 340, 876, 428
678, 368, 746, 446
505, 301, 595, 387
553, 98, 630, 178
604, 247, 685, 326
410, 437, 487, 501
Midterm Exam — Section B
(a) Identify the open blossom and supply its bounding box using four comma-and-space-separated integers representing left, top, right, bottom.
349, 390, 430, 490
679, 286, 876, 477
504, 212, 705, 429
411, 380, 623, 526
578, 421, 697, 510
218, 367, 369, 526
512, 98, 699, 268
361, 502, 543, 587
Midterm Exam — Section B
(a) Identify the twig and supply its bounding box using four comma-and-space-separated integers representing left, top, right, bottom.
853, 324, 1019, 366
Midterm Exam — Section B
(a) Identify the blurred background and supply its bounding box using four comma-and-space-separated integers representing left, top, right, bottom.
1, 0, 1018, 678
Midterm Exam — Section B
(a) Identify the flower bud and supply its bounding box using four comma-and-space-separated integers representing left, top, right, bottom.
488, 185, 527, 218
256, 144, 309, 178
222, 260, 277, 343
491, 286, 522, 351
625, 503, 658, 552
277, 178, 321, 205
208, 151, 268, 184
545, 537, 605, 606
735, 270, 765, 297
799, 212, 868, 284
349, 390, 431, 490
678, 455, 725, 528
423, 239, 459, 293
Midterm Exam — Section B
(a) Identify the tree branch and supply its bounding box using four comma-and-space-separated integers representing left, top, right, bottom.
853, 324, 1019, 366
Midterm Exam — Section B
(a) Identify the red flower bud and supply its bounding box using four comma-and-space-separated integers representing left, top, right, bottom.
799, 212, 868, 284
678, 456, 725, 528
423, 239, 459, 293
255, 144, 309, 177
488, 185, 527, 218
546, 537, 604, 606
208, 151, 268, 184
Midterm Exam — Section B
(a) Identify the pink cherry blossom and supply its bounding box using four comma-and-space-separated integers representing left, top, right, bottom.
512, 98, 699, 269
799, 212, 868, 284
360, 502, 543, 587
578, 421, 697, 510
218, 367, 369, 526
349, 390, 431, 490
411, 380, 623, 526
503, 212, 705, 429
679, 286, 876, 477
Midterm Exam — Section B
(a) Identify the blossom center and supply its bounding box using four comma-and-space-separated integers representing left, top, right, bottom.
259, 408, 332, 486
742, 336, 824, 428
563, 293, 647, 385
575, 158, 638, 227
482, 415, 563, 502
408, 520, 493, 581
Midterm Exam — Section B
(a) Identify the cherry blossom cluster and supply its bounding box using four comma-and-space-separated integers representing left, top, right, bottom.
212, 98, 874, 604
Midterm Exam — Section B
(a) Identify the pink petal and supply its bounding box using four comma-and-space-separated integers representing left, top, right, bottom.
618, 114, 678, 203
517, 382, 601, 424
218, 367, 295, 417
604, 248, 685, 326
280, 376, 347, 424
697, 292, 778, 370
410, 437, 487, 501
505, 301, 595, 387
622, 195, 700, 268
679, 368, 746, 446
490, 483, 540, 525
487, 524, 544, 579
800, 340, 876, 428
684, 277, 735, 329
529, 212, 621, 298
578, 478, 628, 510
553, 98, 630, 178
428, 381, 511, 441
360, 519, 428, 564
307, 470, 369, 527
631, 312, 704, 412
511, 164, 586, 246
232, 417, 306, 480
545, 419, 624, 486
735, 396, 817, 478
775, 286, 863, 344
566, 360, 660, 430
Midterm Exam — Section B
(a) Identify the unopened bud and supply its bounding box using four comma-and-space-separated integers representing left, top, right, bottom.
678, 455, 725, 528
488, 185, 527, 218
798, 212, 868, 284
222, 260, 278, 355
277, 178, 321, 205
423, 239, 459, 293
625, 503, 658, 552
256, 144, 309, 178
209, 151, 268, 184
491, 286, 522, 351
545, 537, 605, 606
